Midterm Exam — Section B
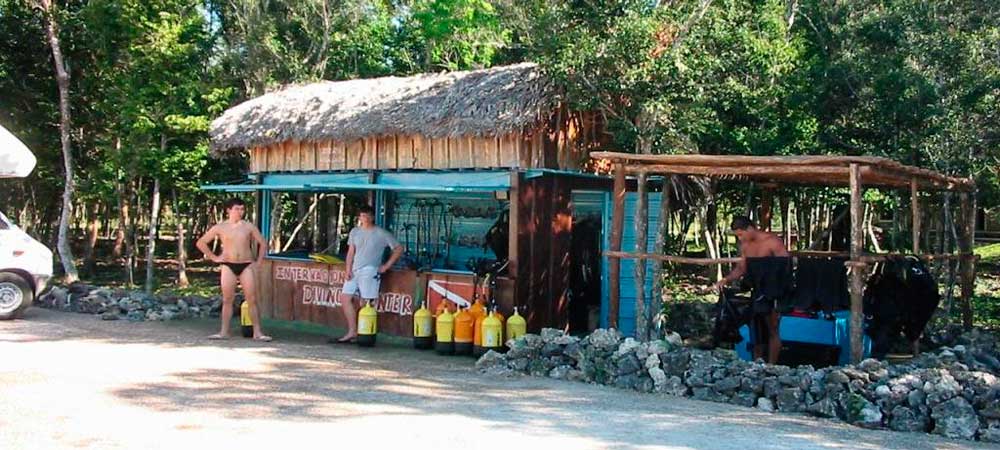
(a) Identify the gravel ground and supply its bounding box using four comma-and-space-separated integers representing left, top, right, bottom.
1, 308, 995, 450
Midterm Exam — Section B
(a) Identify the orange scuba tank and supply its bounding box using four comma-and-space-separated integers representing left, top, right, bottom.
453, 307, 475, 355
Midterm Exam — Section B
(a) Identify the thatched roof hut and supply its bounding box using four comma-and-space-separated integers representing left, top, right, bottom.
209, 63, 604, 172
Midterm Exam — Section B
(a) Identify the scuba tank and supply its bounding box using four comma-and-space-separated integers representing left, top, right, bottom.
240, 301, 253, 338
435, 307, 455, 355
470, 298, 487, 355
356, 300, 378, 347
481, 308, 503, 355
413, 303, 433, 350
453, 307, 475, 356
506, 307, 526, 345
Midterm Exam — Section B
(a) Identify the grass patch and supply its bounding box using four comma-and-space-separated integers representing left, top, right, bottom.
974, 242, 1000, 263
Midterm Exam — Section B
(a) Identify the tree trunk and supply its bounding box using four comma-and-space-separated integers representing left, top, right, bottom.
269, 192, 282, 252
40, 0, 78, 283
83, 202, 99, 276
144, 176, 162, 293
173, 189, 190, 288
334, 194, 346, 251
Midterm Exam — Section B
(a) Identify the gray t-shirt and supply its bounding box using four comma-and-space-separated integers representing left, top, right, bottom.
347, 226, 401, 271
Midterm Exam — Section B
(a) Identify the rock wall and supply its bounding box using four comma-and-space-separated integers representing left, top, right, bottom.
36, 284, 223, 321
476, 328, 1000, 442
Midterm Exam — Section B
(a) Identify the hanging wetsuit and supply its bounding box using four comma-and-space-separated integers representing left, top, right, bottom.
746, 257, 793, 314
792, 257, 849, 314
746, 257, 793, 348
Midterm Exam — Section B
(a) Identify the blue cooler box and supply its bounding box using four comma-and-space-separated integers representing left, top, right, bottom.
737, 310, 871, 366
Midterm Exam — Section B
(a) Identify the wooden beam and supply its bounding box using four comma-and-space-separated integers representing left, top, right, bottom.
848, 163, 865, 364
604, 251, 740, 265
911, 179, 921, 254
608, 163, 626, 329
605, 250, 974, 265
593, 151, 974, 191
958, 191, 977, 330
634, 173, 648, 340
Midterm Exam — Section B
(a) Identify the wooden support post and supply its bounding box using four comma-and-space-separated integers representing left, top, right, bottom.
650, 179, 671, 339
508, 170, 521, 310
911, 179, 921, 254
608, 163, 626, 329
760, 187, 774, 231
849, 164, 865, 364
634, 173, 648, 340
958, 190, 977, 330
780, 195, 791, 248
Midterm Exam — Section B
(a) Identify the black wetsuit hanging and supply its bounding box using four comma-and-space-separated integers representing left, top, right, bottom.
792, 257, 849, 313
746, 257, 793, 351
746, 257, 793, 314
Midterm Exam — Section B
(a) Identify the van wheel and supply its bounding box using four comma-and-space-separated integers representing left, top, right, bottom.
0, 273, 32, 320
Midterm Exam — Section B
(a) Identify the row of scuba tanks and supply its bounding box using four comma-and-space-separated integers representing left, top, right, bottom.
413, 300, 526, 356
237, 290, 528, 353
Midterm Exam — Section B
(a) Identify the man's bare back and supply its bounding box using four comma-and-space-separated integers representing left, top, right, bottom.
738, 231, 789, 258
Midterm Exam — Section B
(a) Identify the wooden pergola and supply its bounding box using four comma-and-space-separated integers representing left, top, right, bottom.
593, 152, 978, 364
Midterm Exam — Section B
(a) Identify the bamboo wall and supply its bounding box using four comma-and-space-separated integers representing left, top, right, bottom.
248, 111, 607, 173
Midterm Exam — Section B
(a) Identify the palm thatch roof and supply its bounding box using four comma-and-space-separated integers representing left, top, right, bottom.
210, 63, 554, 154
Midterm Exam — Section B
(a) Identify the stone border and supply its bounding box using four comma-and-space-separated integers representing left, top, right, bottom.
476, 328, 1000, 443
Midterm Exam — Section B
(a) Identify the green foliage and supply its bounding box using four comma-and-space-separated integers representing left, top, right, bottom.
974, 242, 1000, 263
406, 0, 510, 70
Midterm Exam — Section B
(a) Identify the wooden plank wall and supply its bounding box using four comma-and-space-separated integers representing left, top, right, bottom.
513, 173, 573, 332
244, 109, 606, 173
250, 134, 525, 172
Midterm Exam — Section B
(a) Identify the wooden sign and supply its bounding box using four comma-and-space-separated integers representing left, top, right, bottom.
270, 260, 416, 336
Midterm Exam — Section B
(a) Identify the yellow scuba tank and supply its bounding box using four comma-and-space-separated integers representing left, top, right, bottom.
356, 300, 378, 347
435, 308, 455, 355
481, 308, 503, 354
240, 301, 253, 338
506, 307, 526, 345
413, 304, 433, 350
453, 307, 475, 356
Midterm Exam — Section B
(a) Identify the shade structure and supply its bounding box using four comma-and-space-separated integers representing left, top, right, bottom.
0, 125, 37, 178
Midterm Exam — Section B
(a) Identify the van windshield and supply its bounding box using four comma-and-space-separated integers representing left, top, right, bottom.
0, 210, 11, 230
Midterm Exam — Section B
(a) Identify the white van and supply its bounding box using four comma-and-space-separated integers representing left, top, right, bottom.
0, 124, 53, 319
0, 210, 53, 318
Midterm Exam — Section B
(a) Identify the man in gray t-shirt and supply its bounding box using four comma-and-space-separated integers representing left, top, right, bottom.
333, 205, 402, 343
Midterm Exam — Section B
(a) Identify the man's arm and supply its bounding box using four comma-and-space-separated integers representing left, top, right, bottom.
770, 236, 790, 256
344, 245, 356, 279
714, 256, 747, 292
195, 225, 221, 263
379, 244, 404, 273
250, 226, 267, 262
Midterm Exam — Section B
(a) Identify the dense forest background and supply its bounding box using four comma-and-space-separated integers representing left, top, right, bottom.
0, 0, 998, 292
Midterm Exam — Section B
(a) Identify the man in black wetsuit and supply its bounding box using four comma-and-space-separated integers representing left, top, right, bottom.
713, 216, 790, 363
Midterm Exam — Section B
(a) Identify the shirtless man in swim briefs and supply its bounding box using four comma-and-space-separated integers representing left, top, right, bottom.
196, 198, 271, 341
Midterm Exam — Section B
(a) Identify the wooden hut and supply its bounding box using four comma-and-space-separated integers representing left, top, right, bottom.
207, 63, 609, 336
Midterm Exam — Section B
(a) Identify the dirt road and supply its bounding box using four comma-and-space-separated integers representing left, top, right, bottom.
0, 308, 991, 450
